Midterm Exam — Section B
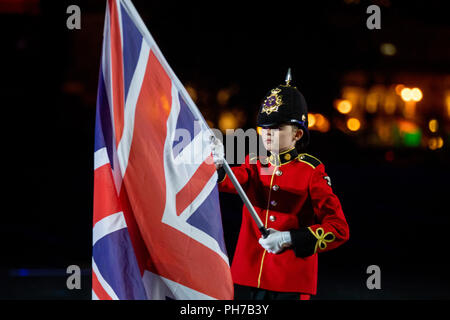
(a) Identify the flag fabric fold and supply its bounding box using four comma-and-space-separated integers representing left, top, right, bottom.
92, 0, 233, 300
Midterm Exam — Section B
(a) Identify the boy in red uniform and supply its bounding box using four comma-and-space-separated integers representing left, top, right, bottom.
212, 77, 349, 300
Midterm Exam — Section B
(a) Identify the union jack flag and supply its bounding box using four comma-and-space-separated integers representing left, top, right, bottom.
92, 0, 233, 300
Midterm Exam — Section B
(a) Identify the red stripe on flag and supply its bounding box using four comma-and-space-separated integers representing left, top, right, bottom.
176, 155, 216, 216
109, 0, 125, 146
93, 164, 122, 226
119, 186, 150, 277
92, 269, 113, 300
122, 51, 233, 299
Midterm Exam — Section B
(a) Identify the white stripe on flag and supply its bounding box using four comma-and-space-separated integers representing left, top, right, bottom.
173, 131, 213, 193
102, 2, 123, 194
115, 0, 124, 51
117, 39, 150, 178
93, 211, 127, 246
102, 1, 113, 135
165, 83, 213, 193
161, 170, 228, 264
92, 289, 99, 300
160, 83, 229, 265
92, 259, 120, 300
142, 270, 215, 300
177, 171, 218, 220
94, 147, 109, 170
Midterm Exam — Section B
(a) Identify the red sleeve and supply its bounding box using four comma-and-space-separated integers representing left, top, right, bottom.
306, 163, 349, 254
217, 154, 253, 194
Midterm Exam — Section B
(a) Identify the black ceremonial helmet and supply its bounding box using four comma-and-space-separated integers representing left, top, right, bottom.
256, 69, 310, 148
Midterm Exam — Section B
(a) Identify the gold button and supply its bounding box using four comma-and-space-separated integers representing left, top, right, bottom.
284, 153, 291, 161
276, 170, 282, 176
272, 185, 279, 191
270, 200, 277, 206
269, 215, 276, 222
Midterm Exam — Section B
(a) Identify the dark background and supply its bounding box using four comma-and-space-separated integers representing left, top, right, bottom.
0, 0, 449, 299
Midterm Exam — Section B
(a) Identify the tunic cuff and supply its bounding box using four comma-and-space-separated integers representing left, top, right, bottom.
289, 228, 317, 258
217, 167, 227, 183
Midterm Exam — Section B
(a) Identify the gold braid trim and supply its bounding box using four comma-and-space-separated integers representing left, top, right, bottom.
307, 227, 336, 254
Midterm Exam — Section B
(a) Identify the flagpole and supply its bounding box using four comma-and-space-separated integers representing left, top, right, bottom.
221, 161, 269, 238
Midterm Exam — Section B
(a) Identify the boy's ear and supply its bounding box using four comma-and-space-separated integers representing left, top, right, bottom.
294, 128, 304, 141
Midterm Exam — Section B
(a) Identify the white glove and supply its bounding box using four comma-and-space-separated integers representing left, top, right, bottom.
210, 136, 224, 168
258, 228, 292, 254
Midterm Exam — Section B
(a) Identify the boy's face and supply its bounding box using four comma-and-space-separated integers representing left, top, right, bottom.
261, 124, 303, 154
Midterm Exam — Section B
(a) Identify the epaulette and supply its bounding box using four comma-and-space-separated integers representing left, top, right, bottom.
297, 153, 322, 169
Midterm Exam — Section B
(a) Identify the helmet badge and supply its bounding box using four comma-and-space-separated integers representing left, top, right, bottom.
261, 88, 283, 115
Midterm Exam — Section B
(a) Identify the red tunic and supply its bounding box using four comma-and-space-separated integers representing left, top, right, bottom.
218, 148, 349, 295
